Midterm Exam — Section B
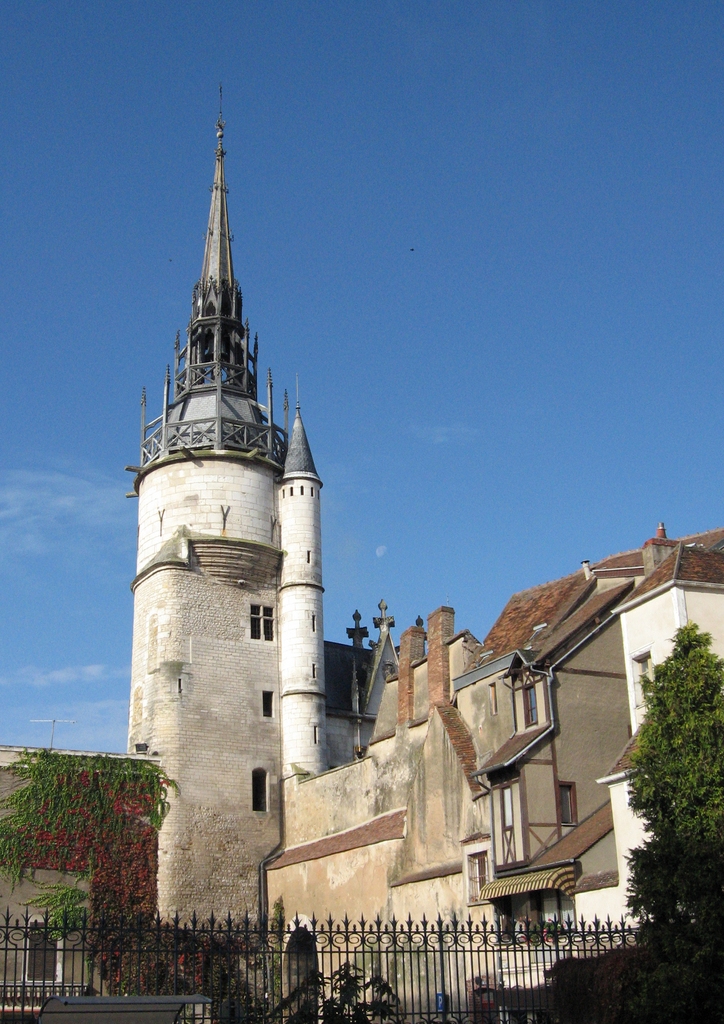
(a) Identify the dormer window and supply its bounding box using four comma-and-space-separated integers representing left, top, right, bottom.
523, 683, 538, 726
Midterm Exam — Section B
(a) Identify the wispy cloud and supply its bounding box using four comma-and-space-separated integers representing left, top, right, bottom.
405, 423, 480, 446
0, 469, 132, 556
0, 663, 129, 688
376, 545, 387, 558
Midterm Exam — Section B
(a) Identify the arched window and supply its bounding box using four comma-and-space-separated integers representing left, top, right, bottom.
252, 768, 267, 812
221, 332, 231, 362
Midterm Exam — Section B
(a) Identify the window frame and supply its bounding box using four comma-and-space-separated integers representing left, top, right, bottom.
467, 849, 490, 904
523, 682, 538, 726
559, 782, 577, 826
262, 691, 274, 718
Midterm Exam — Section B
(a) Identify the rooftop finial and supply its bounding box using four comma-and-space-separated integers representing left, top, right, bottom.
296, 373, 300, 410
216, 84, 225, 149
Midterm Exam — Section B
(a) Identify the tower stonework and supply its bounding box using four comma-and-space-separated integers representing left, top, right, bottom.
127, 117, 325, 919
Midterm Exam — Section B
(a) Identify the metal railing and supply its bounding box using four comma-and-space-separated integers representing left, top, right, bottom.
0, 912, 638, 1023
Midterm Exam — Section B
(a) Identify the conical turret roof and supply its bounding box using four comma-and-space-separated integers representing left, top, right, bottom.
284, 406, 320, 480
201, 115, 234, 285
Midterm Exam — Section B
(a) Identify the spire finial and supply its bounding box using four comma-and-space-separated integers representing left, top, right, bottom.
296, 373, 300, 410
216, 84, 225, 149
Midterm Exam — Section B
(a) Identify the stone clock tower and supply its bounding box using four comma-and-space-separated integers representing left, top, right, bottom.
127, 115, 326, 919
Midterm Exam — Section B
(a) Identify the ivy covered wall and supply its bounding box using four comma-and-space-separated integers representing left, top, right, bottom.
0, 750, 175, 924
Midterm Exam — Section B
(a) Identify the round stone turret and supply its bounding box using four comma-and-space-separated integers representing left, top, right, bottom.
278, 406, 327, 774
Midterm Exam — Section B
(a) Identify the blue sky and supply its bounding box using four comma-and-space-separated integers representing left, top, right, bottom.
2, 1, 724, 752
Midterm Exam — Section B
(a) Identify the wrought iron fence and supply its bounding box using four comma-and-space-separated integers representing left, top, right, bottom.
0, 912, 638, 1024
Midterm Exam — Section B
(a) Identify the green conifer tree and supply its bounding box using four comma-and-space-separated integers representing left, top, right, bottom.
628, 623, 724, 1022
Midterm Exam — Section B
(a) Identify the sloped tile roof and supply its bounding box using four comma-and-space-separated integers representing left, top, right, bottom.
483, 572, 593, 657
607, 735, 638, 776
591, 549, 644, 577
532, 802, 613, 866
435, 705, 481, 792
626, 544, 724, 602
268, 809, 406, 870
480, 725, 550, 775
533, 581, 633, 664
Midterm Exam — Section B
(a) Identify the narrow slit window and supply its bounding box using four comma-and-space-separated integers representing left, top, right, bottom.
311, 487, 314, 496
177, 678, 183, 694
300, 486, 304, 495
307, 550, 311, 563
313, 725, 319, 745
252, 769, 267, 812
560, 783, 576, 825
311, 663, 316, 679
289, 487, 294, 496
282, 489, 285, 498
311, 613, 316, 633
262, 691, 273, 718
250, 605, 261, 640
263, 607, 274, 641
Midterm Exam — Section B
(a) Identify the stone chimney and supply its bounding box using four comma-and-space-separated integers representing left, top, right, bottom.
397, 621, 426, 725
642, 521, 677, 576
427, 606, 455, 708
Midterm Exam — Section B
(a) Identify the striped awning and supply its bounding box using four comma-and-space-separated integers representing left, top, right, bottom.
478, 866, 577, 901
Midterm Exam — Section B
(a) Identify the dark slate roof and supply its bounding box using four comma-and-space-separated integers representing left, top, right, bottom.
324, 641, 373, 713
532, 802, 613, 866
284, 408, 319, 478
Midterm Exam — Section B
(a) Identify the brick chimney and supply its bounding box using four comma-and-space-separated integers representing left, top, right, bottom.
642, 521, 677, 576
427, 606, 455, 708
397, 621, 426, 725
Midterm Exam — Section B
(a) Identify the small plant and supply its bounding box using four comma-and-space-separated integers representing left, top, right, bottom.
25, 881, 87, 935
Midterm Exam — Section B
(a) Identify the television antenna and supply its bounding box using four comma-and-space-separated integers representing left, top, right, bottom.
30, 719, 76, 750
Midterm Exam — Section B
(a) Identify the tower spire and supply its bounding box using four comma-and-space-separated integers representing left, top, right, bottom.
201, 108, 234, 286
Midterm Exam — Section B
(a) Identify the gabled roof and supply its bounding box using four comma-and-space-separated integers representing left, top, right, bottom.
532, 802, 613, 866
483, 572, 593, 658
621, 544, 724, 604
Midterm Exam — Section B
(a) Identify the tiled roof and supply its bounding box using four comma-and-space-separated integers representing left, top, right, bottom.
268, 809, 406, 870
533, 802, 613, 866
533, 581, 633, 664
625, 544, 724, 602
483, 572, 593, 657
591, 549, 644, 577
391, 861, 462, 887
607, 735, 638, 776
679, 526, 724, 548
480, 725, 550, 775
435, 705, 481, 792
